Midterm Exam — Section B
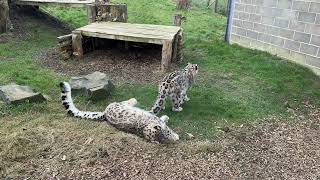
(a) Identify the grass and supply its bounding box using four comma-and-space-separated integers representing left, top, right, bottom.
1, 0, 320, 142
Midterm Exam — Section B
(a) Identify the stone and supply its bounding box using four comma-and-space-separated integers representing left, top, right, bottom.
186, 133, 195, 140
69, 71, 115, 100
0, 84, 46, 104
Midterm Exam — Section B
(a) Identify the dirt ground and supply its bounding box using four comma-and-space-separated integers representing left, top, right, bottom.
39, 45, 179, 84
2, 10, 320, 180
3, 103, 319, 179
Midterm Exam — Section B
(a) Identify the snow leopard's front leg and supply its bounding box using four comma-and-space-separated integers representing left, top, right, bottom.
181, 89, 190, 104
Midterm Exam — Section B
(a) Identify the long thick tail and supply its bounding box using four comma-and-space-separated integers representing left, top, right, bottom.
60, 82, 105, 120
150, 90, 167, 115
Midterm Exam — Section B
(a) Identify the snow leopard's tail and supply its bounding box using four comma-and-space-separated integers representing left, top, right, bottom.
60, 82, 105, 120
150, 88, 168, 115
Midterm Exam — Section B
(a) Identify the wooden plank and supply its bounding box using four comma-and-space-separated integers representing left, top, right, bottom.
14, 0, 94, 7
57, 34, 72, 43
80, 31, 164, 45
161, 40, 173, 71
72, 31, 83, 57
81, 24, 179, 36
79, 22, 181, 34
78, 26, 176, 40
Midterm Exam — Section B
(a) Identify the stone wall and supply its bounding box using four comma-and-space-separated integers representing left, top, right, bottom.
229, 0, 320, 75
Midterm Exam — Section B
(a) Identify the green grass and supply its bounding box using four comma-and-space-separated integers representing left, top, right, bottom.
1, 0, 320, 141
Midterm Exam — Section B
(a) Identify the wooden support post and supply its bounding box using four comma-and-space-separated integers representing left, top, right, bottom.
72, 31, 84, 57
176, 30, 184, 62
0, 0, 9, 34
173, 14, 182, 26
87, 4, 97, 24
172, 32, 179, 62
161, 40, 173, 72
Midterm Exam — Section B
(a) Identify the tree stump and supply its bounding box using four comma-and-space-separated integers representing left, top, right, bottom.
0, 0, 9, 34
173, 14, 183, 26
87, 4, 97, 24
96, 3, 128, 22
176, 0, 190, 10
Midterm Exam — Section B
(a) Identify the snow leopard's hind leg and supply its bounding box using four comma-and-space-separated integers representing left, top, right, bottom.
120, 98, 138, 107
170, 92, 183, 112
160, 115, 169, 123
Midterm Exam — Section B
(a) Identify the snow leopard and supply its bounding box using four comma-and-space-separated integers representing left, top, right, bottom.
150, 63, 198, 115
60, 82, 179, 143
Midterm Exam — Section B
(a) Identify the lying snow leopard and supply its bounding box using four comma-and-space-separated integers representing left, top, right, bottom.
150, 63, 198, 115
60, 82, 179, 143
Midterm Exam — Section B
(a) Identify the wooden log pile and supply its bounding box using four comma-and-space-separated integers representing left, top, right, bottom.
57, 34, 72, 60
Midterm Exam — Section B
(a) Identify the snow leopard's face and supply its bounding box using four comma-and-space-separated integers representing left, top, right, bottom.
158, 124, 179, 143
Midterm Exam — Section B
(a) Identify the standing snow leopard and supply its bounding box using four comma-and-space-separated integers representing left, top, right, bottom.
150, 63, 198, 115
60, 82, 179, 143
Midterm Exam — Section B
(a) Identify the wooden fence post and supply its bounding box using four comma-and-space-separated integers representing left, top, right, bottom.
0, 0, 9, 34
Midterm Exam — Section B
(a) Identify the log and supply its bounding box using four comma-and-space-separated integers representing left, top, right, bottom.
173, 14, 182, 26
97, 3, 128, 22
0, 0, 9, 34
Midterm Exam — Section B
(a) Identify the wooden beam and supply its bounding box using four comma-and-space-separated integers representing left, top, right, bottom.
72, 31, 84, 57
161, 40, 173, 72
57, 34, 72, 43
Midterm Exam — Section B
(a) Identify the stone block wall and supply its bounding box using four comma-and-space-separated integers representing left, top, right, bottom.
229, 0, 320, 75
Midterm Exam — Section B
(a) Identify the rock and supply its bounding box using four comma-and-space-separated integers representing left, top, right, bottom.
69, 71, 115, 100
0, 84, 46, 104
186, 133, 195, 140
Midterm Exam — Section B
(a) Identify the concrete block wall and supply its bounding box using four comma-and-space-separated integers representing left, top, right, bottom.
229, 0, 320, 75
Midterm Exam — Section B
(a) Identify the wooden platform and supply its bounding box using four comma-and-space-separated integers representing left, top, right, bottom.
72, 22, 183, 71
14, 0, 95, 7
